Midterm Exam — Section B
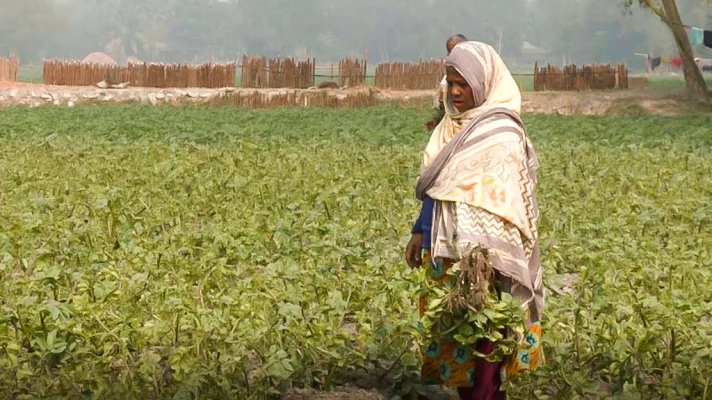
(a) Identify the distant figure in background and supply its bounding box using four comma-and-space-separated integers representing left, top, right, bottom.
424, 34, 468, 131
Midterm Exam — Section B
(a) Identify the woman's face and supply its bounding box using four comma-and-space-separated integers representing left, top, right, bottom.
445, 66, 475, 112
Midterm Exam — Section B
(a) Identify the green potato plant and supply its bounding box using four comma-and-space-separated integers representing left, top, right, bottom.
0, 105, 710, 399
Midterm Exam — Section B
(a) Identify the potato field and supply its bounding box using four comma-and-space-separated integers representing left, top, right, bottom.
1, 105, 711, 399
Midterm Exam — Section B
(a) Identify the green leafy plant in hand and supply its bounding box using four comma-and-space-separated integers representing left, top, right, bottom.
420, 247, 526, 363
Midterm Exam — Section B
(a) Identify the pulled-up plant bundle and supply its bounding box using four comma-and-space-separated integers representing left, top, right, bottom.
421, 246, 526, 363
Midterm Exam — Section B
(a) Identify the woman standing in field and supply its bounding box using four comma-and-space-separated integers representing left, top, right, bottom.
405, 41, 544, 400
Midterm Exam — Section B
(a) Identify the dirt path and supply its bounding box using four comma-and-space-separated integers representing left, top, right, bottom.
1, 82, 709, 116
281, 385, 458, 400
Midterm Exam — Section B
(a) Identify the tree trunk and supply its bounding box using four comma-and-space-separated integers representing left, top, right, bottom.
660, 0, 708, 98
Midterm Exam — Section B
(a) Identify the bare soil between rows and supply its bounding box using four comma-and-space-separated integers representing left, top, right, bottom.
1, 82, 710, 116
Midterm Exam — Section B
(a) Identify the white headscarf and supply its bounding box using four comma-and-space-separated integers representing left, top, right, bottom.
423, 41, 522, 167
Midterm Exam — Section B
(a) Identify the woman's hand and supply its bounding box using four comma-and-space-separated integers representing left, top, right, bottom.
405, 233, 424, 268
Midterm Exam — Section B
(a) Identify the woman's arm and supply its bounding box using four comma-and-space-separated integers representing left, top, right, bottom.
412, 196, 435, 234
406, 196, 434, 268
411, 207, 424, 235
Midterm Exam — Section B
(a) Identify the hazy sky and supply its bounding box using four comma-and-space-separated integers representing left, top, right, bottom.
1, 0, 710, 71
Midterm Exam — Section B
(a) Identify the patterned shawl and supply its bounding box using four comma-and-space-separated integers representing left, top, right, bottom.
415, 42, 543, 322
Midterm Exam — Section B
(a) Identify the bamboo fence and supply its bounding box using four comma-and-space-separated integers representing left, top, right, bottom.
314, 63, 340, 82
212, 89, 375, 109
26, 54, 634, 94
0, 55, 19, 82
374, 60, 444, 90
533, 63, 628, 91
241, 56, 315, 88
339, 57, 367, 87
241, 56, 267, 87
42, 60, 236, 88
